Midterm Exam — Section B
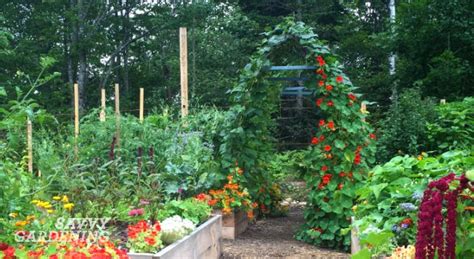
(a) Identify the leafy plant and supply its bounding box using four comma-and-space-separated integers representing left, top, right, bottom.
156, 198, 211, 225
376, 88, 437, 162
427, 97, 474, 153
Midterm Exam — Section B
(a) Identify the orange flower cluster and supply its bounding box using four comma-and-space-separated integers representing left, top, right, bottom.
204, 168, 255, 219
127, 220, 163, 251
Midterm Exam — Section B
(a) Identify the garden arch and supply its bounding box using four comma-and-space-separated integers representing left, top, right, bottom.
222, 18, 376, 250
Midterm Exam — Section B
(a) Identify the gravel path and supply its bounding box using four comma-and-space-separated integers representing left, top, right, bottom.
222, 205, 350, 259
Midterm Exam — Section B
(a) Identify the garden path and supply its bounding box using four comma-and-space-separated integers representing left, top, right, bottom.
221, 205, 350, 259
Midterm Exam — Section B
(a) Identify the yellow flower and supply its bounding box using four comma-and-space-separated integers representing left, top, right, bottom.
9, 212, 18, 218
31, 200, 40, 204
26, 215, 35, 221
61, 195, 69, 203
63, 203, 74, 211
417, 155, 423, 160
53, 196, 61, 200
469, 218, 474, 224
47, 209, 54, 214
15, 221, 28, 227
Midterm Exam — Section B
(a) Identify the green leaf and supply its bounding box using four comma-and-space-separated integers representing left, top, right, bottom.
351, 248, 371, 259
370, 183, 388, 199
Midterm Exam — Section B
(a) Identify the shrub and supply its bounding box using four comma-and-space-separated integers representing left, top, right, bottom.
376, 88, 437, 162
427, 97, 474, 153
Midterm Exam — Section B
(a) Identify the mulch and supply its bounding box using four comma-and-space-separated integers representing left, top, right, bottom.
222, 205, 350, 259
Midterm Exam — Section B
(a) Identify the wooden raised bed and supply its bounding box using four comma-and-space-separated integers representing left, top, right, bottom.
128, 215, 222, 259
213, 209, 249, 240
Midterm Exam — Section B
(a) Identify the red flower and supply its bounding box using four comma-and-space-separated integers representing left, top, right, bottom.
324, 145, 331, 152
318, 183, 324, 190
319, 119, 325, 127
50, 255, 59, 259
327, 121, 335, 130
196, 193, 206, 201
322, 174, 332, 184
145, 237, 156, 246
316, 98, 324, 107
325, 85, 333, 91
354, 153, 361, 165
321, 165, 328, 172
348, 93, 356, 101
327, 100, 334, 107
311, 137, 319, 145
322, 73, 327, 80
401, 218, 413, 226
319, 135, 325, 142
337, 183, 344, 190
318, 80, 324, 87
336, 76, 343, 83
369, 133, 376, 140
316, 56, 326, 66
3, 246, 15, 258
339, 172, 346, 177
154, 222, 161, 232
315, 69, 323, 75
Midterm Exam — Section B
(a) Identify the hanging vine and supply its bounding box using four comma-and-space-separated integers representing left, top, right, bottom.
221, 18, 376, 250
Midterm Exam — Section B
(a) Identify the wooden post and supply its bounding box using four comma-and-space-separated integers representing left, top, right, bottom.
27, 119, 33, 173
115, 83, 121, 148
74, 83, 79, 156
180, 27, 189, 117
100, 88, 106, 122
139, 88, 144, 123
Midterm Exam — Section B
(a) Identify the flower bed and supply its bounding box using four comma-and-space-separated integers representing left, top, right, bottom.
128, 214, 222, 259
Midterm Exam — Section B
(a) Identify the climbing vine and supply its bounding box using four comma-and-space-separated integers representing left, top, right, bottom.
221, 18, 376, 250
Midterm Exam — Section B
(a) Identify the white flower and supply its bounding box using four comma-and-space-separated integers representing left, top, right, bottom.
161, 215, 196, 245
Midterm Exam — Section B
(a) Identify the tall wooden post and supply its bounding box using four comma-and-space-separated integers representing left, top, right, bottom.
115, 83, 121, 148
74, 83, 79, 157
139, 88, 144, 123
180, 27, 189, 117
100, 88, 106, 122
27, 119, 33, 173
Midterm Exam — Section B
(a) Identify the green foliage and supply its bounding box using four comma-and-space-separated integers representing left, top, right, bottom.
376, 88, 437, 162
225, 18, 375, 250
156, 198, 212, 225
427, 97, 474, 152
353, 149, 474, 256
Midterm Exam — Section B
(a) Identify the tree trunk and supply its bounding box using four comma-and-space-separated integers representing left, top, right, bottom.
77, 0, 87, 110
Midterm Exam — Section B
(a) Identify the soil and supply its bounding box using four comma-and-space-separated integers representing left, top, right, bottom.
222, 205, 350, 259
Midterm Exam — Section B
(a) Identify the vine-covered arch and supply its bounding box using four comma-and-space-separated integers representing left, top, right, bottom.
222, 18, 376, 250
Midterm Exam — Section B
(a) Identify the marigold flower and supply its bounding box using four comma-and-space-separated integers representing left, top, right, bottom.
53, 196, 61, 201
321, 165, 328, 172
222, 207, 232, 215
318, 80, 324, 87
348, 93, 356, 101
339, 172, 346, 177
327, 100, 334, 107
319, 119, 325, 127
237, 167, 244, 175
319, 135, 325, 142
337, 183, 344, 190
311, 137, 319, 145
47, 209, 54, 214
61, 195, 69, 203
369, 133, 376, 140
325, 85, 333, 91
336, 76, 343, 83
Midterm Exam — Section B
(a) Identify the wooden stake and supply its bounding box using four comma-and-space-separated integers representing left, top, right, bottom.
100, 88, 106, 122
27, 119, 33, 173
180, 27, 189, 117
115, 83, 121, 148
74, 83, 79, 156
139, 88, 144, 123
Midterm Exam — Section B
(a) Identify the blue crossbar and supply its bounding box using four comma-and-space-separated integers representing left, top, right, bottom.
266, 65, 317, 71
